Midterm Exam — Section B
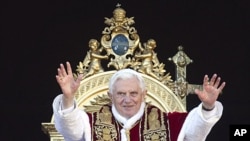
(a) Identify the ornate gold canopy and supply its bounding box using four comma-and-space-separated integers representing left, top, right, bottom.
41, 5, 202, 141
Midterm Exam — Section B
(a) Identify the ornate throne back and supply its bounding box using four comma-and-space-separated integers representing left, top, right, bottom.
42, 5, 199, 141
75, 71, 185, 113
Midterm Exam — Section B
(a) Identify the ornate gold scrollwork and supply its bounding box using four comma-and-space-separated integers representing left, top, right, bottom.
75, 6, 173, 90
73, 5, 199, 105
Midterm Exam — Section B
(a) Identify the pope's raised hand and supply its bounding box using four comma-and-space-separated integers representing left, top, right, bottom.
195, 74, 226, 110
55, 62, 83, 108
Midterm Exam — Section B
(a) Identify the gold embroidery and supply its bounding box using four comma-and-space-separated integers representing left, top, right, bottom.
99, 106, 112, 124
148, 108, 161, 130
95, 106, 117, 141
94, 104, 168, 141
143, 105, 168, 141
125, 129, 130, 141
151, 133, 160, 141
103, 127, 112, 140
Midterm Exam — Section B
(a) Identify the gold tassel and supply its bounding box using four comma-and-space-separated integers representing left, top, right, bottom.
125, 129, 130, 141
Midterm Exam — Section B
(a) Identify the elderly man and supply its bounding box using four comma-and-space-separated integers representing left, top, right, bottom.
53, 62, 225, 141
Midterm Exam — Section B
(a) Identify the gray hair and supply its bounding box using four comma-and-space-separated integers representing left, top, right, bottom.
108, 69, 146, 94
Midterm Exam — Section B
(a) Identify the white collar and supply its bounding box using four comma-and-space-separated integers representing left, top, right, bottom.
111, 102, 145, 141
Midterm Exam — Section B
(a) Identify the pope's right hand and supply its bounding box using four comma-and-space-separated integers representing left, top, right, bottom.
55, 61, 83, 109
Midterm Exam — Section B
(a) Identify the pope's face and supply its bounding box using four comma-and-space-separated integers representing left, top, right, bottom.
109, 77, 146, 119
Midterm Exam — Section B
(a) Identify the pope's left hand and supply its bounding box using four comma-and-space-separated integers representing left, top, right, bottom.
195, 74, 226, 110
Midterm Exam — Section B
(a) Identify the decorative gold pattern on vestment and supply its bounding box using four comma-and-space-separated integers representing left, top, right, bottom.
95, 106, 117, 141
143, 105, 168, 141
93, 104, 168, 141
125, 129, 130, 141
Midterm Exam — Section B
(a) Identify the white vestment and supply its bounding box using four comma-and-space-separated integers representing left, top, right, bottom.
53, 94, 223, 141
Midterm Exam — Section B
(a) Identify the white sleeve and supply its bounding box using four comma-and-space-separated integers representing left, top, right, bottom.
52, 94, 91, 141
177, 101, 223, 141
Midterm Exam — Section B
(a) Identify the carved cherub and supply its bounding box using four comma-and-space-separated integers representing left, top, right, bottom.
83, 39, 108, 78
135, 39, 160, 80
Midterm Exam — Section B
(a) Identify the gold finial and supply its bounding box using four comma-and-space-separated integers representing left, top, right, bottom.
178, 45, 184, 51
113, 5, 126, 22
116, 3, 121, 8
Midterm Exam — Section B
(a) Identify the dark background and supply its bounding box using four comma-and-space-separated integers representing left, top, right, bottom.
2, 0, 249, 140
